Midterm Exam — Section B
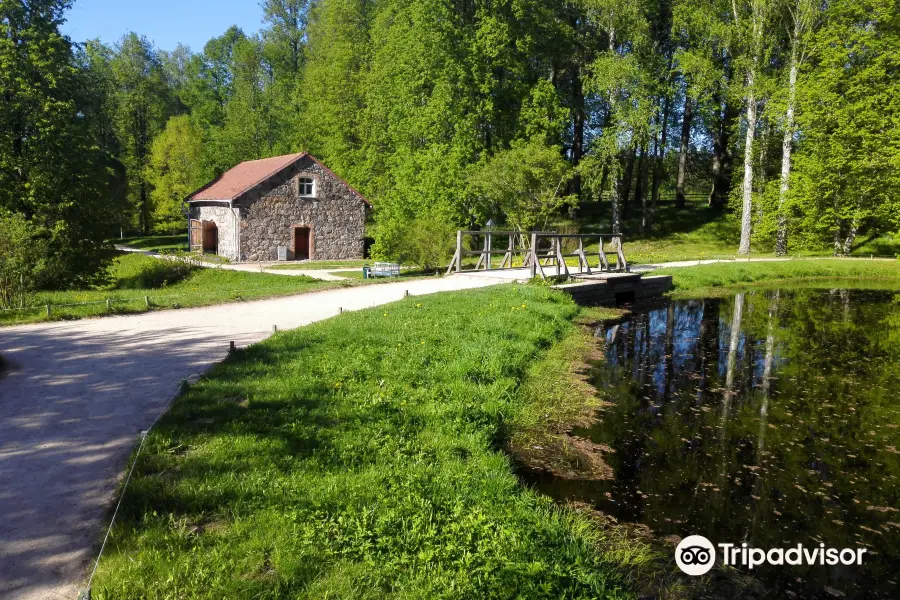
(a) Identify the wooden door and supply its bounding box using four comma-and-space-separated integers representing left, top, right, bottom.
189, 219, 202, 251
294, 226, 310, 260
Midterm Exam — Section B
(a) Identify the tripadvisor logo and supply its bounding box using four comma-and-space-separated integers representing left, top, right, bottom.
676, 536, 716, 576
675, 536, 867, 576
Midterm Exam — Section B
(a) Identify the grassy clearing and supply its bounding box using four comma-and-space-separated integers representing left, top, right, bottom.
2, 254, 344, 326
575, 201, 900, 264
92, 286, 642, 599
656, 258, 900, 296
116, 234, 189, 252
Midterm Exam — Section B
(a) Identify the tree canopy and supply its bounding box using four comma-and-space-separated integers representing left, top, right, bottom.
1, 0, 898, 285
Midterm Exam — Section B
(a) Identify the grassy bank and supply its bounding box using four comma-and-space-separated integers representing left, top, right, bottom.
656, 258, 900, 296
1, 254, 343, 326
92, 286, 642, 599
577, 200, 900, 264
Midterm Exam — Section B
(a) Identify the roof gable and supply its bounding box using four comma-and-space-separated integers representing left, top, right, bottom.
186, 153, 371, 206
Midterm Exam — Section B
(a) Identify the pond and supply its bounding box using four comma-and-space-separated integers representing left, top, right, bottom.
533, 288, 900, 598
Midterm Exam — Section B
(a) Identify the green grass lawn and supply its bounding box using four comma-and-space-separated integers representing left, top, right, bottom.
1, 254, 345, 326
84, 259, 900, 599
117, 234, 189, 252
91, 285, 639, 599
656, 257, 900, 296
574, 200, 900, 265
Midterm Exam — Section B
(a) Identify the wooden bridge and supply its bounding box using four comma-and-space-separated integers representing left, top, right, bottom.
446, 230, 629, 279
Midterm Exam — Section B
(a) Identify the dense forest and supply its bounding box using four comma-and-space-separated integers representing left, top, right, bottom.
1, 0, 899, 290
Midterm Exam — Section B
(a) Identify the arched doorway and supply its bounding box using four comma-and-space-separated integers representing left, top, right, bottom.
202, 221, 218, 254
293, 226, 311, 260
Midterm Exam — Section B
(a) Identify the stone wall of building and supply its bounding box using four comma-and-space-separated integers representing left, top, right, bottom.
191, 205, 239, 261
237, 157, 367, 262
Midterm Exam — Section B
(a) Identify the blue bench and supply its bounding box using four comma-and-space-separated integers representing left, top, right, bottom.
369, 262, 401, 278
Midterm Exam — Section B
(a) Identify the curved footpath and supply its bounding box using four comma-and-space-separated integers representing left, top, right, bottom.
0, 275, 499, 600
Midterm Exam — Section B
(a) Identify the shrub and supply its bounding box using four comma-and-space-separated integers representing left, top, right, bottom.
109, 254, 196, 289
0, 213, 49, 308
392, 216, 458, 271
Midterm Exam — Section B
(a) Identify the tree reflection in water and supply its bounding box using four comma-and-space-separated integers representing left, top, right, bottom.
535, 288, 900, 598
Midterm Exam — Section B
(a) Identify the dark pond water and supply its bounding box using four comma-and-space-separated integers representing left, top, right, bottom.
535, 288, 900, 598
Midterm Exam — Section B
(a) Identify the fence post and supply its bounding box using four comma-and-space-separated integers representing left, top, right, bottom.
144, 295, 150, 307
529, 233, 538, 278
106, 299, 111, 312
46, 304, 51, 318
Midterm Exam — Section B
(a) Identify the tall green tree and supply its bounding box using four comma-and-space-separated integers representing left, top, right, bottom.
0, 0, 126, 286
110, 33, 175, 233
298, 0, 373, 180
145, 115, 208, 232
468, 137, 576, 231
791, 0, 900, 254
736, 0, 778, 255
218, 36, 280, 165
774, 0, 818, 255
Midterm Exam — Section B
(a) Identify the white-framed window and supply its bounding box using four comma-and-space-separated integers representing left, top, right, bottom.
298, 176, 316, 198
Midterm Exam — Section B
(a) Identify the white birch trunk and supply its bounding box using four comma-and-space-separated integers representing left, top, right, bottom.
739, 5, 766, 256
738, 77, 757, 255
776, 15, 802, 256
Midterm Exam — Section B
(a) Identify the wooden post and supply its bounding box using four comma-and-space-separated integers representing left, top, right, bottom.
446, 230, 462, 275
144, 295, 150, 307
46, 304, 51, 317
577, 238, 592, 275
598, 236, 610, 271
229, 341, 235, 353
486, 231, 492, 270
553, 237, 560, 276
616, 235, 629, 271
555, 236, 569, 277
106, 299, 111, 312
500, 234, 513, 269
529, 233, 538, 278
475, 233, 488, 270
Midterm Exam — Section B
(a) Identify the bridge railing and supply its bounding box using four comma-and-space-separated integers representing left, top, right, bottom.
446, 230, 628, 278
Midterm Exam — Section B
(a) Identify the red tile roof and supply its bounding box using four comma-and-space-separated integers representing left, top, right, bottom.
186, 152, 371, 206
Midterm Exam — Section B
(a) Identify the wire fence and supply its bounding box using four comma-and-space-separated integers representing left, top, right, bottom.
78, 371, 204, 600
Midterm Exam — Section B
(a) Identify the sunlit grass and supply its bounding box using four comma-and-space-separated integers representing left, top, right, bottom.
657, 258, 900, 296
91, 286, 638, 599
2, 254, 344, 326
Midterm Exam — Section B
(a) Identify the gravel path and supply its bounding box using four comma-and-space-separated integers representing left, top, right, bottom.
0, 275, 503, 600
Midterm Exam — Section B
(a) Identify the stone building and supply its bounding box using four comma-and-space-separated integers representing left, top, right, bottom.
185, 153, 370, 262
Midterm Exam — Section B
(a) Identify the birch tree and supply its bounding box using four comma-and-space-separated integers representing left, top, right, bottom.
775, 0, 817, 256
737, 0, 773, 255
